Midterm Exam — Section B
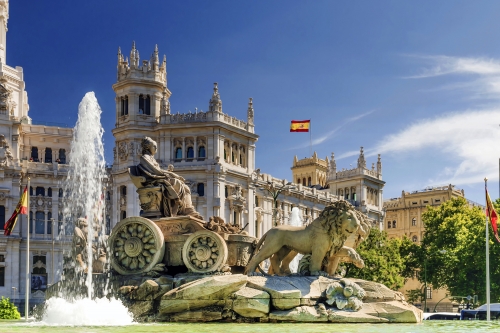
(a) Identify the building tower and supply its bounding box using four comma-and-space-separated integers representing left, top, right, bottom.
291, 152, 328, 188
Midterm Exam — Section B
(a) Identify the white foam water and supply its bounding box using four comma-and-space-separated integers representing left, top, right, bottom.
288, 207, 304, 273
41, 297, 133, 326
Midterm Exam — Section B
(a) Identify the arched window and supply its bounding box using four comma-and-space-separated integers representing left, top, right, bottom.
121, 211, 126, 220
58, 149, 66, 164
187, 147, 194, 159
31, 147, 39, 162
121, 185, 127, 196
412, 235, 418, 243
30, 187, 33, 196
255, 196, 259, 207
302, 178, 306, 186
44, 148, 52, 163
0, 205, 5, 230
198, 146, 206, 158
58, 188, 63, 198
387, 221, 391, 229
197, 183, 205, 197
121, 95, 129, 116
175, 148, 182, 159
392, 220, 396, 228
297, 178, 301, 184
47, 212, 52, 234
36, 187, 45, 196
412, 217, 417, 226
138, 94, 151, 115
35, 211, 45, 234
239, 154, 243, 165
47, 188, 52, 197
308, 177, 312, 187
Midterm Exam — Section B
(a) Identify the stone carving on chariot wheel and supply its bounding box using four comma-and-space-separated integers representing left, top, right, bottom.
182, 230, 229, 274
109, 216, 165, 275
129, 136, 203, 220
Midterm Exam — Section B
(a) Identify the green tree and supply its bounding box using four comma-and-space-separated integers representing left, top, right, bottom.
420, 197, 500, 303
0, 296, 21, 320
345, 228, 407, 289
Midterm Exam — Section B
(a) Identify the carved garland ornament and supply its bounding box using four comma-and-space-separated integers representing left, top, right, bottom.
109, 216, 165, 275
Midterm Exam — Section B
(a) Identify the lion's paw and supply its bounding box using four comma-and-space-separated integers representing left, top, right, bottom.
310, 270, 329, 277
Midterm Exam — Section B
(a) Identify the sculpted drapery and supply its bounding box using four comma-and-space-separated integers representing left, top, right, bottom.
138, 137, 203, 220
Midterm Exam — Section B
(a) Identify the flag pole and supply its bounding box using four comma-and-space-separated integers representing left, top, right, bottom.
25, 176, 30, 321
309, 119, 312, 157
485, 177, 491, 321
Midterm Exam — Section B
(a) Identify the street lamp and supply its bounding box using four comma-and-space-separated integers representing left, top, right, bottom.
259, 181, 296, 227
424, 249, 447, 313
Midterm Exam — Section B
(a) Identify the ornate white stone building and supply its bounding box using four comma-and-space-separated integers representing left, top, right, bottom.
0, 0, 73, 311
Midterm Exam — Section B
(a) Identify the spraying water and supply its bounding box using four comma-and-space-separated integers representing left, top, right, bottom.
288, 207, 304, 273
41, 92, 133, 325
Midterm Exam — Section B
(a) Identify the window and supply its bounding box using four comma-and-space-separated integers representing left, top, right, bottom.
121, 95, 129, 116
138, 94, 151, 115
412, 217, 417, 226
187, 147, 194, 159
224, 149, 227, 160
352, 193, 357, 201
308, 177, 312, 187
58, 188, 63, 198
121, 211, 126, 220
35, 211, 45, 234
412, 235, 418, 243
47, 212, 52, 234
231, 152, 235, 163
239, 154, 243, 165
255, 196, 259, 207
44, 148, 52, 163
225, 186, 228, 198
58, 149, 66, 164
387, 221, 391, 229
30, 186, 33, 196
0, 205, 4, 230
412, 201, 417, 205
0, 254, 4, 262
392, 220, 396, 228
29, 211, 33, 233
435, 199, 441, 203
106, 191, 111, 200
0, 267, 4, 286
175, 148, 182, 159
48, 188, 52, 197
297, 178, 301, 184
302, 178, 306, 186
423, 200, 429, 204
426, 287, 432, 300
106, 216, 111, 235
31, 147, 39, 162
121, 185, 127, 196
198, 146, 206, 158
36, 187, 45, 196
197, 183, 205, 197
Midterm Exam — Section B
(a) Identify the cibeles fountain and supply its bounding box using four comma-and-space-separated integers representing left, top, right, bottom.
43, 92, 422, 324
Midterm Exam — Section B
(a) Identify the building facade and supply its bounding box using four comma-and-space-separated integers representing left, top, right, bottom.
0, 0, 72, 311
383, 184, 482, 312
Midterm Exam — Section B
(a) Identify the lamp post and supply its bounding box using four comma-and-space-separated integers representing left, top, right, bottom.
259, 181, 296, 227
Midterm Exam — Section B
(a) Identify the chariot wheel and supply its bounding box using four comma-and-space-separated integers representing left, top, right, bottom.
109, 216, 165, 275
182, 230, 228, 274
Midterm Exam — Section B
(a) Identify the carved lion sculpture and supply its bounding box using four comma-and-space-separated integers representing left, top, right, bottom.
269, 209, 371, 276
244, 200, 360, 276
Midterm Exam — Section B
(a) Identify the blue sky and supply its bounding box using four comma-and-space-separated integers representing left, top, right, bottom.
8, 0, 500, 203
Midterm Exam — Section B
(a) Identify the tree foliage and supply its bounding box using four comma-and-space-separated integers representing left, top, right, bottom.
0, 296, 21, 320
420, 197, 500, 303
345, 228, 411, 289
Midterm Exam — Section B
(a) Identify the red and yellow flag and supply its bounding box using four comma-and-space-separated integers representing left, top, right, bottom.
485, 186, 500, 243
290, 120, 310, 132
4, 186, 28, 236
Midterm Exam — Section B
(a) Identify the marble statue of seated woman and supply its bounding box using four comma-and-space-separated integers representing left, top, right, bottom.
137, 136, 203, 220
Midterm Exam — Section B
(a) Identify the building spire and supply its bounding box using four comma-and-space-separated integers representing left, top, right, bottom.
209, 82, 222, 113
130, 41, 136, 69
377, 154, 382, 174
153, 44, 159, 71
247, 97, 254, 125
357, 147, 366, 169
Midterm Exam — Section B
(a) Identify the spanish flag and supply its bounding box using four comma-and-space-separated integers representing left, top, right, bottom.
485, 186, 500, 242
290, 120, 310, 132
4, 186, 28, 236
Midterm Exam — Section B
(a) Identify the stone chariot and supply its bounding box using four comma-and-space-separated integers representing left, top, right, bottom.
108, 156, 257, 276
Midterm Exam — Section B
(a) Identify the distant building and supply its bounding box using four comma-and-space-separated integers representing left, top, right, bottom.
383, 184, 483, 312
292, 148, 385, 227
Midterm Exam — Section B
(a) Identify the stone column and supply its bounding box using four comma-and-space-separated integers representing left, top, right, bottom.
193, 136, 198, 159
181, 137, 186, 161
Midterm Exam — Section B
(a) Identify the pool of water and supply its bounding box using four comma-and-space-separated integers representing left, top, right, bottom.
1, 321, 499, 333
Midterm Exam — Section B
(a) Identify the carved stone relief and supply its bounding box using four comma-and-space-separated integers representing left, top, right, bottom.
118, 141, 128, 160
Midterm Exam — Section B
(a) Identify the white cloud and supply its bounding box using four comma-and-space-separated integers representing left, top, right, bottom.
406, 55, 500, 79
368, 109, 500, 184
